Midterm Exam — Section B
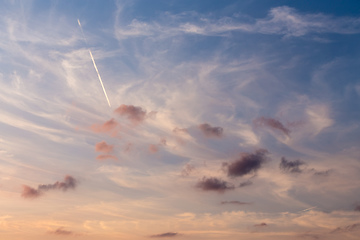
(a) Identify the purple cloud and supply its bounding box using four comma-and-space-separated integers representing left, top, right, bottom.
150, 232, 179, 238
225, 149, 269, 177
279, 157, 305, 173
198, 123, 224, 138
196, 177, 234, 193
21, 175, 77, 199
253, 117, 290, 136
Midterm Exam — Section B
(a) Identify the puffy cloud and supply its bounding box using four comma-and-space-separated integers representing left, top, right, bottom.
279, 157, 305, 173
21, 185, 42, 199
196, 177, 234, 193
21, 175, 77, 199
48, 227, 73, 236
253, 117, 290, 136
225, 149, 268, 177
150, 232, 179, 238
221, 201, 251, 205
198, 123, 224, 138
38, 175, 77, 191
91, 118, 119, 136
95, 141, 114, 153
114, 104, 147, 124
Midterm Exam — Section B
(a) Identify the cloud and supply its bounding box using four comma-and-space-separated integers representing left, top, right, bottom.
221, 201, 251, 205
225, 149, 268, 177
38, 175, 77, 191
48, 227, 73, 236
173, 127, 188, 134
279, 157, 305, 173
114, 104, 147, 124
21, 185, 42, 198
149, 144, 159, 153
96, 154, 118, 161
181, 164, 195, 177
91, 118, 119, 136
21, 175, 77, 199
196, 177, 234, 193
198, 123, 224, 138
239, 180, 253, 188
150, 232, 179, 238
254, 222, 267, 227
355, 205, 360, 212
253, 117, 290, 136
331, 223, 360, 233
95, 141, 114, 153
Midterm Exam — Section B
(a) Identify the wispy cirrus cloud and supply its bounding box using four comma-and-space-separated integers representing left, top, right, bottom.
115, 6, 360, 40
253, 117, 290, 136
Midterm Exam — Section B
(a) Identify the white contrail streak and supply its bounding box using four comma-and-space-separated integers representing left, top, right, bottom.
89, 50, 111, 107
77, 19, 111, 107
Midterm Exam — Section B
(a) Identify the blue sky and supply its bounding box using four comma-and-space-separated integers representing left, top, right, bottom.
0, 0, 360, 239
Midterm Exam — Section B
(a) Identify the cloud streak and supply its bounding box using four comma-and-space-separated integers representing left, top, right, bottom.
21, 175, 77, 199
253, 117, 290, 136
150, 232, 179, 238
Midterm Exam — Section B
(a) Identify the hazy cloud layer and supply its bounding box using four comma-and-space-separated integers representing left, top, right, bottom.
279, 157, 305, 173
225, 149, 268, 177
21, 175, 77, 198
196, 177, 235, 193
198, 123, 224, 138
253, 117, 290, 136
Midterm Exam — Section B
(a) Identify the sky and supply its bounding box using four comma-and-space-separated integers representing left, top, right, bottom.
0, 0, 360, 239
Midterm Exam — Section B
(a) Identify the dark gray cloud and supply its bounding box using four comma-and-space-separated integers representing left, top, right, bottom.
196, 177, 234, 193
331, 223, 360, 233
48, 227, 74, 236
221, 201, 251, 205
279, 157, 305, 173
239, 180, 253, 187
114, 104, 147, 123
225, 149, 268, 177
150, 232, 179, 238
198, 123, 223, 138
254, 222, 267, 227
355, 204, 360, 212
21, 175, 77, 199
253, 117, 290, 136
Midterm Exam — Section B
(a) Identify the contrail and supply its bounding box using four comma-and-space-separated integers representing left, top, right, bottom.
77, 19, 111, 107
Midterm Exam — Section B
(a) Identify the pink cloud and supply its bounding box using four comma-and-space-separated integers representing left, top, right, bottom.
114, 104, 147, 124
95, 141, 114, 153
96, 154, 118, 161
149, 144, 159, 153
21, 185, 42, 198
91, 118, 119, 137
48, 227, 74, 236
